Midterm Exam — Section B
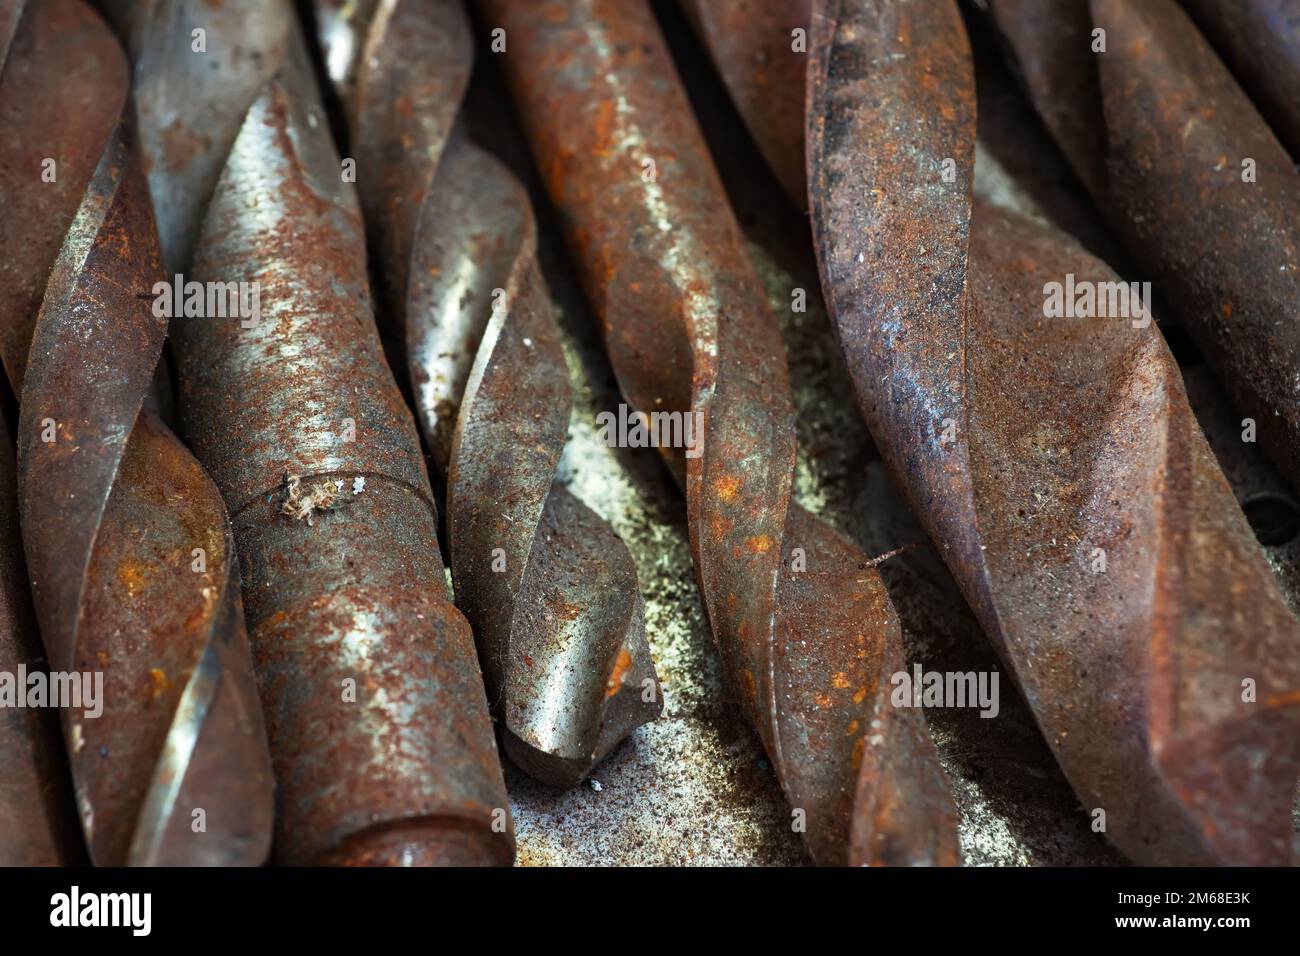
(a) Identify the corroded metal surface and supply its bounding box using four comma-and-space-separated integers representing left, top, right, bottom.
484, 26, 1124, 860
0, 0, 274, 866
962, 8, 1126, 269
100, 0, 293, 273
481, 0, 959, 866
314, 0, 660, 789
0, 414, 81, 866
1183, 365, 1300, 619
679, 0, 811, 205
1, 0, 1288, 870
808, 0, 1300, 865
1182, 0, 1300, 160
171, 26, 512, 865
985, 0, 1300, 495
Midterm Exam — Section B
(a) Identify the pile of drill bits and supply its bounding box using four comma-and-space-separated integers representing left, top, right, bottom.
0, 0, 1296, 868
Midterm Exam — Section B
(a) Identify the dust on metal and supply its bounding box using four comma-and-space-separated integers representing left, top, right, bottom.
808, 0, 1300, 865
0, 0, 274, 866
482, 0, 960, 866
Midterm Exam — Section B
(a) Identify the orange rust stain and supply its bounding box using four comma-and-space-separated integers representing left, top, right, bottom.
714, 474, 741, 502
846, 719, 860, 736
741, 669, 758, 706
814, 693, 833, 708
832, 671, 850, 690
546, 153, 573, 205
853, 686, 868, 705
605, 647, 633, 698
149, 668, 170, 699
551, 598, 583, 622
1221, 301, 1233, 319
183, 604, 209, 633
1264, 689, 1300, 707
850, 735, 866, 772
745, 534, 773, 555
591, 99, 618, 156
117, 559, 150, 598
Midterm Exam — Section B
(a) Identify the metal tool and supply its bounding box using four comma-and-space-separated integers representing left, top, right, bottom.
807, 0, 1300, 865
984, 0, 1300, 496
0, 413, 82, 866
480, 0, 960, 866
312, 0, 661, 789
0, 0, 274, 866
170, 25, 514, 865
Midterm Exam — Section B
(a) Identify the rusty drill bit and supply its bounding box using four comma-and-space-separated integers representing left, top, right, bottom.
313, 0, 660, 788
0, 0, 274, 865
0, 413, 82, 866
678, 0, 812, 206
1181, 0, 1300, 161
680, 0, 1127, 269
808, 0, 1300, 865
481, 0, 959, 866
97, 0, 293, 275
983, 0, 1300, 497
170, 26, 514, 865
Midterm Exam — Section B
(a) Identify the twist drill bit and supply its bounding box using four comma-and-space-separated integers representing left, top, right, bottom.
963, 9, 1127, 269
0, 414, 81, 866
681, 0, 1138, 862
678, 0, 811, 206
680, 0, 1125, 264
313, 0, 660, 788
807, 0, 1300, 865
481, 0, 959, 866
983, 0, 1300, 496
98, 0, 293, 275
171, 26, 513, 865
0, 0, 274, 865
1180, 0, 1300, 161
